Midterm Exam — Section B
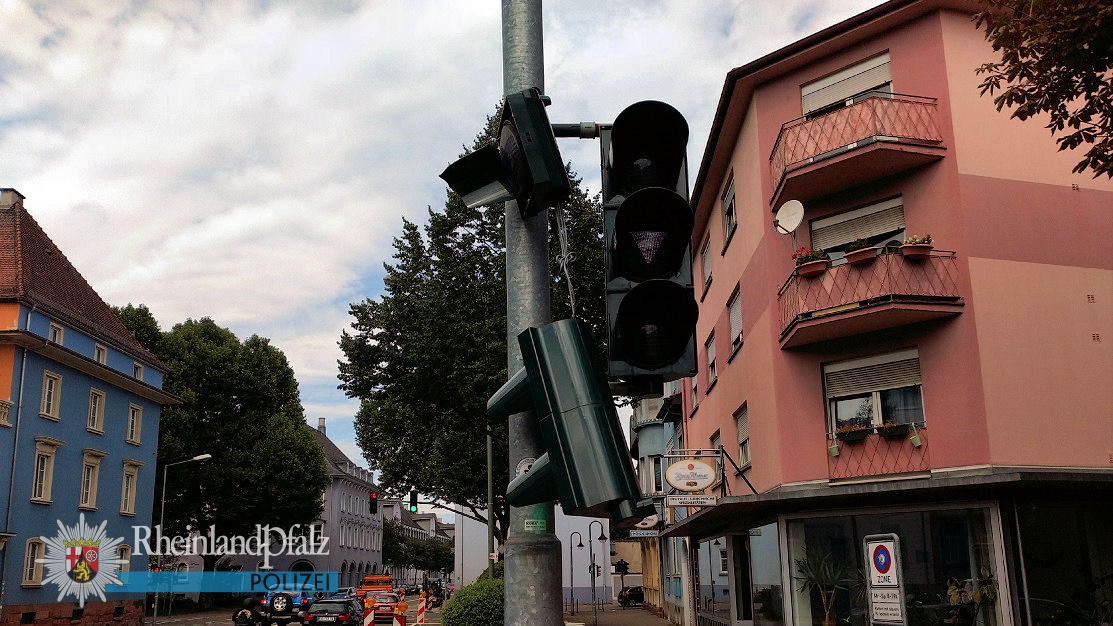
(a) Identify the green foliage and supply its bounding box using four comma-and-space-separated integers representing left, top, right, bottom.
975, 0, 1113, 178
112, 303, 163, 353
115, 311, 330, 557
476, 560, 503, 581
794, 547, 851, 625
381, 519, 454, 573
337, 106, 604, 543
441, 579, 504, 626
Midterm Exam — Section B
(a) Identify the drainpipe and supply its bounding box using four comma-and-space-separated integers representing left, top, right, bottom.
0, 304, 36, 612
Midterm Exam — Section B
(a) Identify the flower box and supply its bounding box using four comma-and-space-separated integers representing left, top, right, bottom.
835, 427, 870, 443
877, 423, 911, 439
900, 243, 934, 260
796, 259, 829, 278
845, 246, 879, 265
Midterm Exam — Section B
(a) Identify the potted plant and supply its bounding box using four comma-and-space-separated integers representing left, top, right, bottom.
900, 234, 934, 259
792, 246, 830, 278
843, 238, 879, 265
877, 421, 911, 439
835, 421, 871, 443
794, 548, 851, 626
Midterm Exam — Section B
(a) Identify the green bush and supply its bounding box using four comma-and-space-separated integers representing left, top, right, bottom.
476, 561, 504, 581
441, 578, 504, 626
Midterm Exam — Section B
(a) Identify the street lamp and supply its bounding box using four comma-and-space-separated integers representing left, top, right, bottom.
568, 531, 584, 615
588, 520, 607, 626
154, 453, 211, 625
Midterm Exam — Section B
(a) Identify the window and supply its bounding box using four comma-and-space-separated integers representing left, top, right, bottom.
735, 405, 751, 468
31, 437, 62, 503
727, 289, 743, 352
0, 398, 11, 426
721, 178, 736, 244
700, 239, 713, 291
710, 432, 721, 454
719, 548, 729, 575
824, 349, 924, 433
705, 333, 717, 386
87, 389, 105, 433
22, 539, 45, 586
653, 457, 664, 494
132, 363, 144, 380
48, 323, 64, 344
126, 404, 142, 444
94, 344, 107, 364
690, 376, 698, 409
801, 53, 892, 117
810, 196, 905, 260
117, 545, 131, 572
80, 449, 107, 509
120, 460, 142, 515
40, 371, 62, 420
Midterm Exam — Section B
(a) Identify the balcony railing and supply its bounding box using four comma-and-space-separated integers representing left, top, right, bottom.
770, 93, 944, 200
778, 249, 963, 347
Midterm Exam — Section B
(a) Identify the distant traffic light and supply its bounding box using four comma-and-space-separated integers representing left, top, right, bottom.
369, 490, 378, 514
602, 100, 698, 382
487, 318, 653, 527
408, 490, 418, 513
440, 87, 571, 218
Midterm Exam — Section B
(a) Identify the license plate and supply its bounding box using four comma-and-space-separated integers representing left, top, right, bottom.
317, 617, 337, 622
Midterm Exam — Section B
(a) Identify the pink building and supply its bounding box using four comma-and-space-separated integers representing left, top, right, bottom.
661, 1, 1113, 624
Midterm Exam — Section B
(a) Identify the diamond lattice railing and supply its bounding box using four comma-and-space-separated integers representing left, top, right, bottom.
778, 250, 961, 333
771, 95, 943, 189
828, 428, 931, 480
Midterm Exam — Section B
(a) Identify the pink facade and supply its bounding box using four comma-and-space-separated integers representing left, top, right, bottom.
663, 2, 1113, 624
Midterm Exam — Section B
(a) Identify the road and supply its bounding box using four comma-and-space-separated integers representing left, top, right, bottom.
151, 604, 442, 626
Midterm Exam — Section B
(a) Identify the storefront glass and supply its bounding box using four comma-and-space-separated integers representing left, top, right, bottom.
787, 507, 1002, 625
750, 522, 785, 625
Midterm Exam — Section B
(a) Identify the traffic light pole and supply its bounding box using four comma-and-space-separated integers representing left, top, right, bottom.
502, 0, 562, 624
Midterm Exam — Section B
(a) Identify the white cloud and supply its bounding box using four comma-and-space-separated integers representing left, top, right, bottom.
0, 0, 882, 465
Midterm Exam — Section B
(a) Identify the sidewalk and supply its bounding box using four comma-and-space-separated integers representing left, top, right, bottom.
564, 604, 673, 626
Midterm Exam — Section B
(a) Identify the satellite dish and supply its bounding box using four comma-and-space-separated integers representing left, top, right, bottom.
635, 514, 660, 529
773, 200, 804, 235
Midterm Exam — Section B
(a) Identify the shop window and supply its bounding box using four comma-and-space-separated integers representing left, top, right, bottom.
810, 196, 905, 262
801, 53, 892, 117
824, 349, 924, 434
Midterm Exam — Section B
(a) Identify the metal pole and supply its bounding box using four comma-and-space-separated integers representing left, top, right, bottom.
153, 464, 168, 625
487, 430, 494, 578
569, 531, 582, 616
502, 0, 561, 624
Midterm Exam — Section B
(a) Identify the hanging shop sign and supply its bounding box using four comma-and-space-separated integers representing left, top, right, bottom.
664, 458, 718, 492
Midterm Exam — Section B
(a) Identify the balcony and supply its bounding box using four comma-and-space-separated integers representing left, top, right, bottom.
770, 94, 945, 207
828, 426, 932, 480
778, 249, 963, 348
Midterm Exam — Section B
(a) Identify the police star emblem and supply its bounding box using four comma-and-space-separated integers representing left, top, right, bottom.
40, 514, 128, 606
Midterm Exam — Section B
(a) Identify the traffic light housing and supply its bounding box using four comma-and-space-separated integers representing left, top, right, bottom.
602, 101, 698, 382
369, 490, 378, 514
408, 490, 418, 513
440, 87, 571, 218
488, 318, 653, 527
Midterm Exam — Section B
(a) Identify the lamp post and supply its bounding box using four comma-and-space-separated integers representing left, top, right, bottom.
568, 531, 583, 615
588, 520, 607, 626
153, 453, 211, 626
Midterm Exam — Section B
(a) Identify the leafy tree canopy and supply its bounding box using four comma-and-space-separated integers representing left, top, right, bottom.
114, 310, 330, 563
337, 106, 604, 544
975, 0, 1113, 177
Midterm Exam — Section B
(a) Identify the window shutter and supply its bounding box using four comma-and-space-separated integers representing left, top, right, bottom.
802, 54, 891, 115
824, 357, 921, 398
735, 406, 749, 444
729, 293, 743, 344
812, 203, 905, 250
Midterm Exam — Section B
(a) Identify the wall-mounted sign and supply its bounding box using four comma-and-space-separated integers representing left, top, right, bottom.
665, 494, 717, 507
665, 458, 718, 492
629, 530, 658, 538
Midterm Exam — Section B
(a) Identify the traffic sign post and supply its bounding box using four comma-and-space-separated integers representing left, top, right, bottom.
864, 533, 906, 624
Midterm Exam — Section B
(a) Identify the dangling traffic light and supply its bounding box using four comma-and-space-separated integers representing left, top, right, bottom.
440, 87, 571, 218
487, 318, 653, 527
408, 490, 418, 513
369, 490, 378, 514
601, 100, 698, 382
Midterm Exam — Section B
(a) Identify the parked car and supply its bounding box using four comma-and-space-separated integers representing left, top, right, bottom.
303, 598, 362, 625
618, 585, 644, 608
260, 589, 313, 625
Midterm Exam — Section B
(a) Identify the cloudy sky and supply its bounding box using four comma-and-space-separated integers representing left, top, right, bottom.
0, 0, 883, 465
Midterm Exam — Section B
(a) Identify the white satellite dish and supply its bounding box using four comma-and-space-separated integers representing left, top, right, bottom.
635, 514, 660, 529
773, 199, 804, 235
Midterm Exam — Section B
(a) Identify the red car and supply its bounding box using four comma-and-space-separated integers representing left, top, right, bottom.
371, 593, 402, 624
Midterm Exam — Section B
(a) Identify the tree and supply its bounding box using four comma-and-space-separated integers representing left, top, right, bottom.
113, 303, 163, 353
975, 0, 1113, 177
115, 311, 330, 570
338, 107, 604, 545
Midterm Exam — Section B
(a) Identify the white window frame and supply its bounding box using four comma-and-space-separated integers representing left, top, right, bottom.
31, 437, 62, 503
120, 460, 142, 516
117, 545, 132, 572
87, 389, 105, 433
80, 449, 107, 510
728, 289, 743, 352
690, 376, 698, 409
126, 404, 142, 444
824, 348, 925, 433
132, 362, 144, 380
700, 239, 713, 291
94, 343, 107, 364
48, 323, 64, 344
705, 333, 717, 386
721, 178, 737, 243
40, 371, 62, 420
22, 538, 45, 586
719, 548, 729, 575
735, 404, 751, 469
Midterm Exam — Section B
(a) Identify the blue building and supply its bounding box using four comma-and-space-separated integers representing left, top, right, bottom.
0, 189, 174, 624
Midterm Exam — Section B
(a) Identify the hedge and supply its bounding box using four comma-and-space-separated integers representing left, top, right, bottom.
441, 578, 504, 626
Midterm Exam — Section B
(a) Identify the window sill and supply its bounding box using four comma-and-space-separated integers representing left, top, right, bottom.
21, 582, 43, 589
0, 421, 10, 428
700, 277, 713, 302
720, 226, 736, 255
734, 463, 752, 476
30, 498, 52, 505
39, 413, 60, 422
705, 378, 718, 395
87, 427, 104, 435
727, 340, 743, 363
79, 504, 97, 512
125, 439, 142, 446
120, 511, 136, 517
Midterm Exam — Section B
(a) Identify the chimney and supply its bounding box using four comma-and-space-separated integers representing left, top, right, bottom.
1, 188, 25, 209
317, 417, 326, 434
